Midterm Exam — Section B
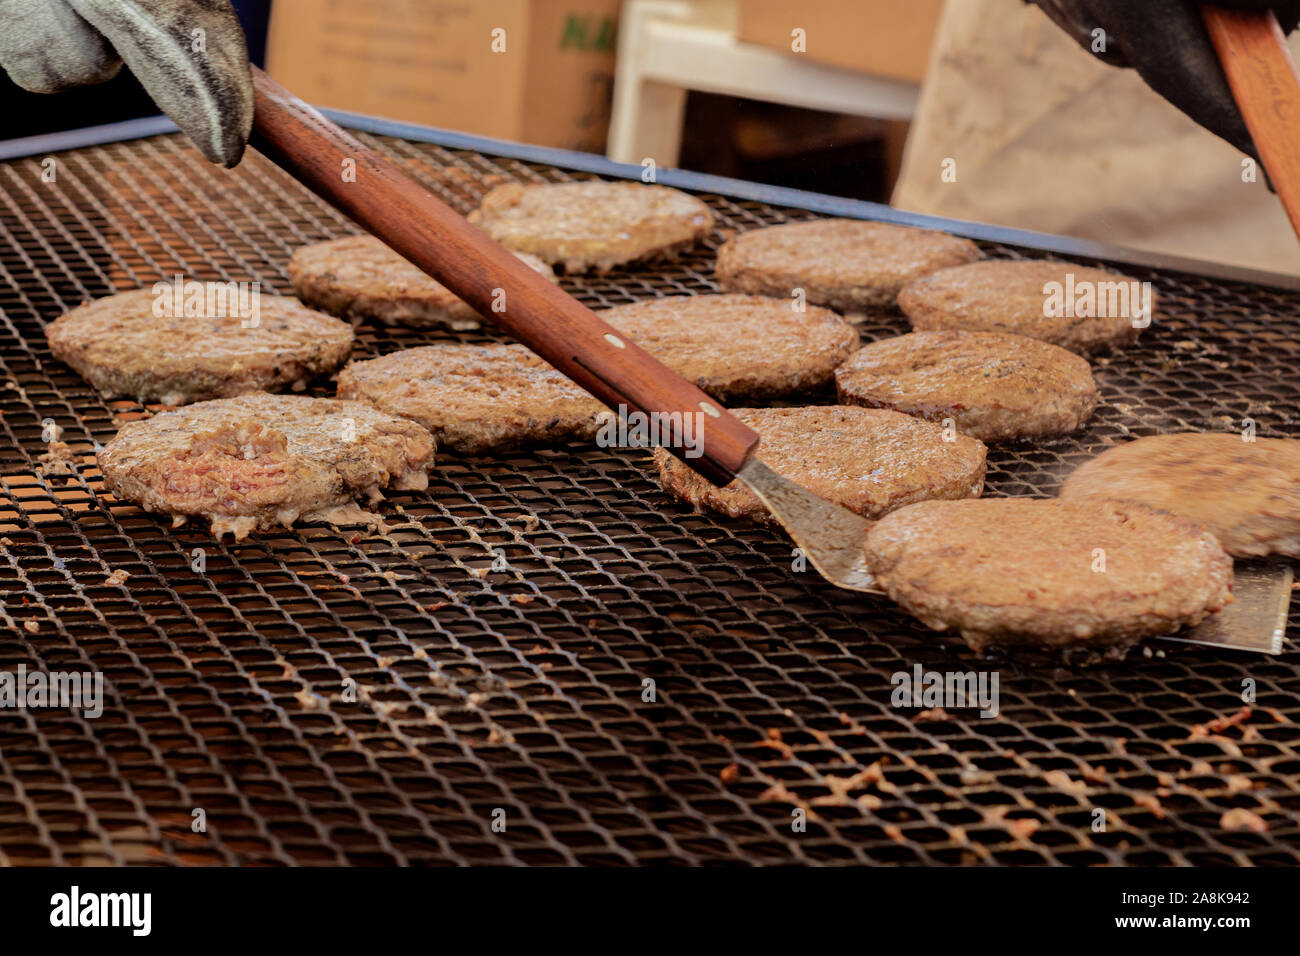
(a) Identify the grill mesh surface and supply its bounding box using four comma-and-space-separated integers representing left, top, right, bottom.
1, 131, 1299, 865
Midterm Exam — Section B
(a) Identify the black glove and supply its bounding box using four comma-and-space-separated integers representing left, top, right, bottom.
1031, 0, 1300, 160
0, 0, 253, 167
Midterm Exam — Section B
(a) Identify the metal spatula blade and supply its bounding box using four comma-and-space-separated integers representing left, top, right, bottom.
1166, 561, 1292, 654
736, 458, 878, 592
738, 460, 1289, 654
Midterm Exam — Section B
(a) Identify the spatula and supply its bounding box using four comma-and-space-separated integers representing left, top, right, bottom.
245, 66, 1285, 653
1193, 5, 1300, 653
247, 66, 876, 594
1203, 6, 1300, 237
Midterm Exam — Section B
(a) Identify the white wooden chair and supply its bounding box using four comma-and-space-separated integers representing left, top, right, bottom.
607, 0, 921, 165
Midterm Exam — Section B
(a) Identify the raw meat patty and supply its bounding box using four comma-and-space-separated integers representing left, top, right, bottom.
834, 330, 1097, 441
98, 392, 435, 540
897, 259, 1150, 354
337, 344, 606, 455
288, 234, 556, 330
1060, 432, 1300, 556
599, 293, 858, 401
865, 498, 1233, 653
467, 181, 714, 272
46, 287, 353, 405
715, 218, 981, 314
653, 406, 987, 527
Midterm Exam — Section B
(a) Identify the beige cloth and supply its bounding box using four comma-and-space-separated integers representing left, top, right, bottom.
893, 0, 1300, 275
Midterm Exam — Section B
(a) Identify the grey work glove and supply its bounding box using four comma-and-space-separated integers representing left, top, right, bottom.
1031, 0, 1300, 162
0, 0, 253, 167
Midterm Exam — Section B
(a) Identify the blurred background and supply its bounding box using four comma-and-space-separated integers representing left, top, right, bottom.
7, 0, 1295, 273
0, 0, 933, 205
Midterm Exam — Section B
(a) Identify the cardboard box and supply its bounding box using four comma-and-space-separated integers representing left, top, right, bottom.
266, 0, 620, 152
738, 0, 944, 84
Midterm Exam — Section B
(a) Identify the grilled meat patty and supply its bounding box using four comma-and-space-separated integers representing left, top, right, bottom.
468, 181, 714, 272
599, 294, 858, 401
338, 344, 605, 455
338, 296, 859, 453
288, 234, 556, 330
1059, 432, 1300, 556
714, 218, 981, 314
834, 330, 1098, 441
865, 498, 1233, 653
897, 259, 1149, 355
46, 288, 354, 406
98, 392, 435, 540
653, 406, 987, 527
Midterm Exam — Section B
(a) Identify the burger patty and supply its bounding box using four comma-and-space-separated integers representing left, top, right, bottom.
467, 181, 714, 272
653, 406, 987, 527
897, 259, 1149, 354
337, 344, 607, 455
46, 288, 354, 406
98, 392, 435, 541
599, 294, 859, 401
1059, 432, 1300, 556
834, 330, 1098, 441
865, 498, 1233, 653
714, 218, 981, 314
288, 234, 556, 330
338, 296, 860, 453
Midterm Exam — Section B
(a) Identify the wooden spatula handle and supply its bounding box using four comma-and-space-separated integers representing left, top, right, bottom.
247, 66, 759, 485
1203, 5, 1300, 240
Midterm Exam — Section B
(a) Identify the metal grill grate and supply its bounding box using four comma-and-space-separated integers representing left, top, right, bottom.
1, 129, 1299, 866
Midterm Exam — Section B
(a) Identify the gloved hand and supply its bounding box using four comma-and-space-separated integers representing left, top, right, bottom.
0, 0, 253, 167
1031, 0, 1300, 160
